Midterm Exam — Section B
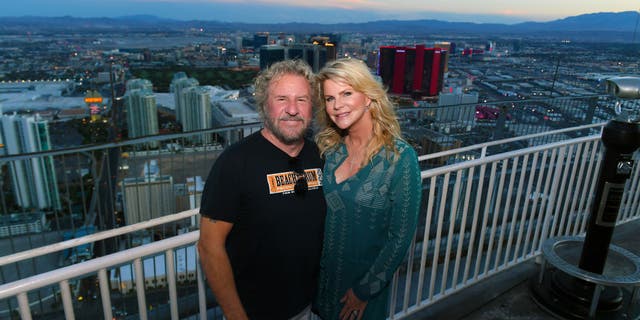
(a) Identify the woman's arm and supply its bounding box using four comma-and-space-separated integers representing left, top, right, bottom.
352, 145, 422, 301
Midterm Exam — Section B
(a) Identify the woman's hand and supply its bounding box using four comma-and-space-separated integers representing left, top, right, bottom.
339, 288, 368, 320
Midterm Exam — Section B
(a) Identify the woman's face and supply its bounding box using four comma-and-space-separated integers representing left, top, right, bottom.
322, 79, 372, 131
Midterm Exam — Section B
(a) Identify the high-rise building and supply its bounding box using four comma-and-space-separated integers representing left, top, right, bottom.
127, 78, 153, 92
485, 41, 496, 53
310, 36, 338, 63
170, 74, 199, 125
253, 32, 270, 50
461, 47, 484, 59
0, 113, 61, 210
180, 86, 213, 144
259, 42, 335, 72
125, 79, 158, 148
143, 49, 152, 62
125, 83, 159, 148
437, 91, 479, 123
259, 45, 286, 70
434, 42, 452, 73
121, 175, 175, 225
378, 45, 447, 98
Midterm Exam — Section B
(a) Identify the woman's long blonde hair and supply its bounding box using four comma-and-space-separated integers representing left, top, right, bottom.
314, 58, 401, 163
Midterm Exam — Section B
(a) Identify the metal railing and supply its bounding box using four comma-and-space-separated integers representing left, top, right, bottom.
0, 123, 263, 319
400, 94, 613, 167
1, 123, 639, 319
389, 125, 640, 318
0, 93, 634, 319
0, 212, 201, 320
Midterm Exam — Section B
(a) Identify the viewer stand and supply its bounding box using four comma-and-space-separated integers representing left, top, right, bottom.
530, 77, 640, 319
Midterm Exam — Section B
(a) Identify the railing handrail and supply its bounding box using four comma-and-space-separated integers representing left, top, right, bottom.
0, 126, 605, 267
397, 93, 606, 113
0, 209, 200, 267
418, 122, 604, 161
0, 122, 263, 162
421, 133, 601, 179
0, 230, 200, 300
0, 93, 611, 162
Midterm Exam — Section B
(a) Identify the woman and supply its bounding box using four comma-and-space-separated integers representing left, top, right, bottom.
314, 58, 422, 320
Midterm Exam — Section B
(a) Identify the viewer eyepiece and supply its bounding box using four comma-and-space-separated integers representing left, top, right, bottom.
605, 76, 640, 99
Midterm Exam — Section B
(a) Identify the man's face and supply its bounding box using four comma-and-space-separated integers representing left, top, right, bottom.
263, 73, 313, 145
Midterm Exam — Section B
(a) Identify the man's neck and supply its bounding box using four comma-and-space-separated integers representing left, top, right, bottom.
260, 129, 305, 157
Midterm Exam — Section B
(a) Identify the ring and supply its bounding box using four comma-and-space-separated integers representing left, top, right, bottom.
352, 310, 359, 315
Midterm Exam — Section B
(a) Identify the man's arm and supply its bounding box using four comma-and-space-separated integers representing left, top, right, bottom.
197, 216, 248, 320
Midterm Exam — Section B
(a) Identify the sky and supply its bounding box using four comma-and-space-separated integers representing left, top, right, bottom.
3, 0, 640, 24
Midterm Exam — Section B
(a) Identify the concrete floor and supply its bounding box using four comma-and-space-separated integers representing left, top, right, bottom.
407, 218, 640, 320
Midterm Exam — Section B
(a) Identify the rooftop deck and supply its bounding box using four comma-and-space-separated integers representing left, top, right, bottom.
409, 218, 640, 320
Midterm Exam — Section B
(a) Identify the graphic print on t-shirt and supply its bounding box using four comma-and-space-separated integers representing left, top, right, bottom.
266, 168, 323, 194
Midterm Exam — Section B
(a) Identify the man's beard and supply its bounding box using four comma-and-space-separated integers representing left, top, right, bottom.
263, 114, 309, 145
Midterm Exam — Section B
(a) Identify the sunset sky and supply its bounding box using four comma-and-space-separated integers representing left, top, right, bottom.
3, 0, 639, 24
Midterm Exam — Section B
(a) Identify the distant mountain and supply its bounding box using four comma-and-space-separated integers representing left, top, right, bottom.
513, 11, 640, 32
0, 11, 638, 42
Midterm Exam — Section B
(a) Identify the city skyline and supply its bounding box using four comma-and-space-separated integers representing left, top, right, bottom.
3, 0, 639, 24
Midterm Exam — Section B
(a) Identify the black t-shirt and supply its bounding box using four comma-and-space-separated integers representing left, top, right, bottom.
200, 131, 326, 319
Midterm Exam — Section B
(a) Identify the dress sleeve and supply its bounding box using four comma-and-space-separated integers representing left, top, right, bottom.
352, 144, 422, 301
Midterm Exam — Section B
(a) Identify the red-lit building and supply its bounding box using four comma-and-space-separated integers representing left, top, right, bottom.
462, 48, 485, 56
378, 45, 447, 98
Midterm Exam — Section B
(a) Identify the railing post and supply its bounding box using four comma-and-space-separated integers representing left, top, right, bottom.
166, 249, 179, 320
196, 256, 208, 320
134, 258, 148, 319
17, 292, 32, 320
60, 280, 75, 320
98, 268, 113, 320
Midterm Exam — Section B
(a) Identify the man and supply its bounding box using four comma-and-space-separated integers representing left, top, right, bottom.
198, 60, 326, 320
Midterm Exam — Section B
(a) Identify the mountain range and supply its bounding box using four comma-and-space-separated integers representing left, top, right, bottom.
1, 11, 639, 42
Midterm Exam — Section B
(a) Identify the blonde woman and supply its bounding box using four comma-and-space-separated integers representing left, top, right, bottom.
314, 58, 422, 320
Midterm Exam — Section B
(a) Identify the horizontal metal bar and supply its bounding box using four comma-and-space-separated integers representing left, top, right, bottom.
417, 122, 604, 162
0, 122, 262, 162
0, 209, 199, 267
421, 134, 601, 179
0, 231, 199, 300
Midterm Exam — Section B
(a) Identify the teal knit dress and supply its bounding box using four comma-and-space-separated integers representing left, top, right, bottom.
315, 138, 422, 320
